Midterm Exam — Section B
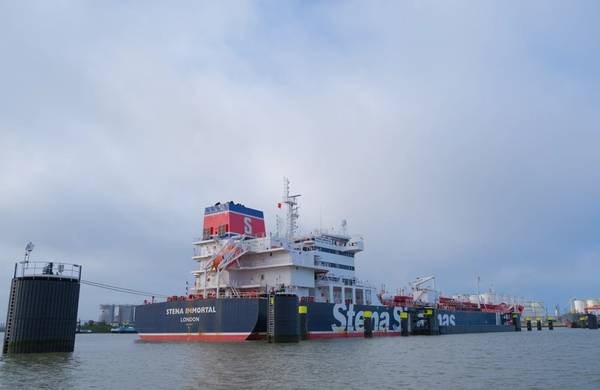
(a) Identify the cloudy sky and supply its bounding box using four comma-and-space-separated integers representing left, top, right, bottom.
1, 1, 599, 320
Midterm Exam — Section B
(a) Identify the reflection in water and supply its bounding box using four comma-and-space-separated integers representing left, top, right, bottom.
1, 331, 600, 389
0, 349, 80, 389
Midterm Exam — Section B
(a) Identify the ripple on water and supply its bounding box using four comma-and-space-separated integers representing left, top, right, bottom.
1, 329, 599, 389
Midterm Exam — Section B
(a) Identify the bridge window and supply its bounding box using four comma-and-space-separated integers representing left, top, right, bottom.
316, 246, 355, 258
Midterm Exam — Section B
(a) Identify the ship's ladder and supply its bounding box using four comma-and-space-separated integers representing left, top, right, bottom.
229, 285, 240, 298
2, 279, 17, 354
267, 294, 275, 341
208, 236, 236, 271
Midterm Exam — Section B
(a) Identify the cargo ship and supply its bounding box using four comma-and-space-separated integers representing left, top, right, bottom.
136, 179, 523, 341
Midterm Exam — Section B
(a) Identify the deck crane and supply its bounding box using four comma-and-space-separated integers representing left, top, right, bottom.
409, 275, 438, 304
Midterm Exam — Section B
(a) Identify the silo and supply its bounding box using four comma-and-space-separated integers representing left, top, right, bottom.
117, 305, 135, 324
113, 305, 119, 322
3, 261, 81, 354
98, 304, 115, 324
573, 300, 586, 313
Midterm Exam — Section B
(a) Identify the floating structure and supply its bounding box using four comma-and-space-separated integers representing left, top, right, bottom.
3, 247, 81, 353
135, 179, 523, 342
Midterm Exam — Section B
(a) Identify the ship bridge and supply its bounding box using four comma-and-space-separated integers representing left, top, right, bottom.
189, 178, 379, 306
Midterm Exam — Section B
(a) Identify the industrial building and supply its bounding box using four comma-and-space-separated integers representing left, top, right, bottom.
571, 298, 600, 315
98, 304, 136, 324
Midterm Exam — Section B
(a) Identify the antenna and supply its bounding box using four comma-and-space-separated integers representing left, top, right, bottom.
275, 215, 282, 238
282, 177, 301, 241
476, 275, 481, 309
23, 242, 34, 263
341, 219, 347, 236
319, 206, 322, 234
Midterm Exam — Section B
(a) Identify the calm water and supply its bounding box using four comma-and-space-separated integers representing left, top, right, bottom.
1, 329, 599, 389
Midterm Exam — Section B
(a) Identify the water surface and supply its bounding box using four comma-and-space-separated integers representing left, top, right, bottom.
1, 329, 599, 389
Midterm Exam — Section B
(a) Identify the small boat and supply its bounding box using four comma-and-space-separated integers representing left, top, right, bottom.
110, 325, 137, 334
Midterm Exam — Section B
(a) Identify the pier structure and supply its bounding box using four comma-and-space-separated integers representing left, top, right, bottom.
3, 260, 81, 354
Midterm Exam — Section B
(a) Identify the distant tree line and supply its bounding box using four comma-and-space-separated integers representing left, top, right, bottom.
80, 320, 113, 333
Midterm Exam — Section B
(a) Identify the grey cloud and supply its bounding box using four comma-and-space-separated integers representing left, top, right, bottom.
1, 1, 599, 319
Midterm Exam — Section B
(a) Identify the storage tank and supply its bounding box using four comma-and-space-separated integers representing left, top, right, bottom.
98, 304, 115, 323
573, 299, 586, 313
3, 261, 81, 354
117, 305, 135, 324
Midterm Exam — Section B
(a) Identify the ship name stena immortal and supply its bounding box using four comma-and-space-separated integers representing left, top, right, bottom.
135, 178, 524, 341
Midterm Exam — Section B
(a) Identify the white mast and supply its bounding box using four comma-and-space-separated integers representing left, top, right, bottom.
275, 214, 282, 238
282, 177, 301, 241
23, 242, 34, 263
22, 242, 34, 277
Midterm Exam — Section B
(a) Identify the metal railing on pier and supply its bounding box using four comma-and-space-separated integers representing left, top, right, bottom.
13, 261, 82, 280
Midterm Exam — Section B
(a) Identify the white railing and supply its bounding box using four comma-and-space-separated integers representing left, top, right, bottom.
313, 236, 364, 252
193, 236, 281, 259
13, 261, 82, 280
315, 273, 375, 289
193, 244, 217, 258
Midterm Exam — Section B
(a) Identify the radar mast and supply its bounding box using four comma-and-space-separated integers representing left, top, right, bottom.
282, 177, 301, 241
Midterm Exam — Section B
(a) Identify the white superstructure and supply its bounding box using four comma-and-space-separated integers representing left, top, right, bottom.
190, 178, 380, 305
